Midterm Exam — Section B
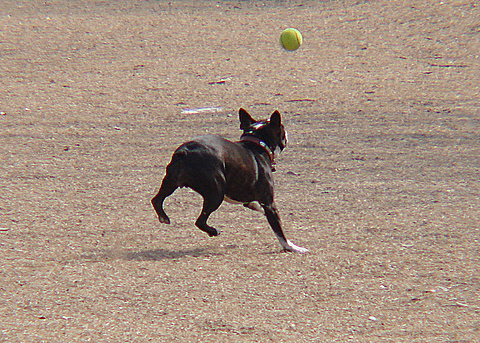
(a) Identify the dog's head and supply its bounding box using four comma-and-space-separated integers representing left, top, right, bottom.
239, 108, 288, 156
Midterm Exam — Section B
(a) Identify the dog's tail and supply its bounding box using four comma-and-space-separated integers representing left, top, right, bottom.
166, 141, 203, 188
168, 141, 224, 190
165, 150, 188, 188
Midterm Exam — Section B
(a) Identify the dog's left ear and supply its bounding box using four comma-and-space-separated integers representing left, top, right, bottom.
239, 108, 256, 131
269, 110, 282, 128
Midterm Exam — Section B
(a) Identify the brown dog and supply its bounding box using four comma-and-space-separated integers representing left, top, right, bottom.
151, 108, 307, 253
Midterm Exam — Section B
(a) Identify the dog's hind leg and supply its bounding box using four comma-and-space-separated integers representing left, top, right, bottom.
195, 190, 224, 237
192, 176, 225, 237
151, 174, 178, 224
262, 202, 308, 253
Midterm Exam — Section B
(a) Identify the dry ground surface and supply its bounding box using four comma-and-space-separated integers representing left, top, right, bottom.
1, 0, 480, 341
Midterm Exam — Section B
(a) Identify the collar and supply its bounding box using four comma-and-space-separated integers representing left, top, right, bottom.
239, 134, 276, 171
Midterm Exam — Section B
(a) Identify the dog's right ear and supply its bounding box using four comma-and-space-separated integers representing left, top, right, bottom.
269, 110, 282, 128
239, 108, 256, 131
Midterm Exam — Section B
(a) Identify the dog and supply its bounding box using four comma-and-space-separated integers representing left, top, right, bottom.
151, 108, 307, 253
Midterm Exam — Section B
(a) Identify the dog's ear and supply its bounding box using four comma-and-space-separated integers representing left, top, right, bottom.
239, 108, 256, 130
269, 110, 282, 128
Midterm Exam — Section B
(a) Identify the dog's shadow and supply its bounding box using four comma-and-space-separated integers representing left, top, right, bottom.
125, 247, 228, 261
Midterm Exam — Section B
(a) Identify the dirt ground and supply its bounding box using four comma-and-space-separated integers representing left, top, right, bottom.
1, 0, 479, 341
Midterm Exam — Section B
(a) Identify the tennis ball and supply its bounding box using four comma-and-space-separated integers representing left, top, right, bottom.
279, 28, 303, 51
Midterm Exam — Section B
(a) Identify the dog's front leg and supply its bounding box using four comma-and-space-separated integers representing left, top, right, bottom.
262, 202, 308, 253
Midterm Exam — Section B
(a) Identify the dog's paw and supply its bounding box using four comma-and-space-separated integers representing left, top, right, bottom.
158, 216, 170, 224
207, 228, 221, 237
283, 240, 308, 253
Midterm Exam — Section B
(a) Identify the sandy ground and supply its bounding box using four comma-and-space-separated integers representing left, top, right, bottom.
1, 0, 480, 341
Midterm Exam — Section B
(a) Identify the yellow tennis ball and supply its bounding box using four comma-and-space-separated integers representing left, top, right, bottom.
279, 28, 303, 51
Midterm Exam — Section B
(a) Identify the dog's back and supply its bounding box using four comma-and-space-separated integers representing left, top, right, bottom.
169, 135, 257, 195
